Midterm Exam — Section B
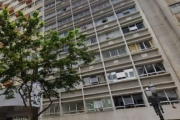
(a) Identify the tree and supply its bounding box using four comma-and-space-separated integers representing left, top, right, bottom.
0, 8, 94, 120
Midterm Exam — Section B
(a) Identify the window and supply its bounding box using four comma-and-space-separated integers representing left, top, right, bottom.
107, 68, 135, 82
84, 37, 97, 45
102, 47, 127, 59
129, 40, 154, 53
43, 103, 60, 116
122, 22, 145, 34
58, 16, 72, 25
156, 90, 179, 104
72, 0, 87, 8
96, 15, 115, 25
98, 30, 120, 42
62, 101, 84, 114
79, 23, 93, 31
91, 2, 110, 12
111, 0, 123, 4
170, 2, 180, 14
86, 98, 112, 112
83, 74, 105, 86
116, 6, 137, 18
73, 10, 90, 20
136, 62, 165, 77
113, 93, 145, 109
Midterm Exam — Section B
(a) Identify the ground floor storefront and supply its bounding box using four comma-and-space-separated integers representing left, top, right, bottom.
43, 104, 180, 120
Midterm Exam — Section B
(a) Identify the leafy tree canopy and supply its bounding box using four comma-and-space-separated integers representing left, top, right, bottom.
0, 8, 94, 119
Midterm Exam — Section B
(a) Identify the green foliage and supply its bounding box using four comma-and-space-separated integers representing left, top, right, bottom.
0, 8, 94, 118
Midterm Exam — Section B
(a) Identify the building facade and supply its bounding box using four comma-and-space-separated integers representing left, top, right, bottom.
41, 0, 180, 120
0, 0, 43, 119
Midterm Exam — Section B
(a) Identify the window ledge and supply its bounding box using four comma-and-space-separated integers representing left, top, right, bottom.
134, 56, 163, 66
99, 36, 123, 45
118, 11, 140, 20
124, 28, 148, 36
131, 48, 158, 55
84, 91, 109, 96
103, 54, 129, 62
83, 83, 107, 89
140, 73, 170, 80
143, 81, 174, 88
84, 95, 110, 100
109, 78, 138, 85
110, 86, 140, 92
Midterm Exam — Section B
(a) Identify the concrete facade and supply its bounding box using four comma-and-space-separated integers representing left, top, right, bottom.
41, 0, 180, 120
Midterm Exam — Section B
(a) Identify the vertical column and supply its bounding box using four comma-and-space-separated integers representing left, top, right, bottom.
87, 0, 116, 109
109, 0, 149, 107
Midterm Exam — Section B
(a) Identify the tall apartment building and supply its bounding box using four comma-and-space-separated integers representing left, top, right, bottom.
41, 0, 180, 120
0, 0, 43, 119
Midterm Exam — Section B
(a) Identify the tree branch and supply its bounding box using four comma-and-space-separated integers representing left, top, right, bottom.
37, 86, 53, 117
18, 83, 30, 114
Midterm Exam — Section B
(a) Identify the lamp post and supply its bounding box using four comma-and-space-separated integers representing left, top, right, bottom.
145, 84, 164, 120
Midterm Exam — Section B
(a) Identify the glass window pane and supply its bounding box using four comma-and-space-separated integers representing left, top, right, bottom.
50, 104, 55, 113
129, 7, 137, 13
69, 102, 76, 113
91, 76, 99, 84
166, 90, 178, 101
63, 103, 69, 114
123, 96, 134, 105
122, 27, 130, 34
86, 100, 94, 110
136, 22, 144, 29
113, 96, 124, 108
136, 66, 147, 76
94, 100, 103, 109
117, 12, 124, 18
145, 64, 155, 74
157, 91, 168, 101
139, 42, 145, 50
129, 44, 138, 52
102, 98, 112, 108
132, 94, 144, 105
77, 101, 84, 112
123, 10, 130, 15
110, 49, 118, 57
118, 47, 126, 55
144, 41, 151, 49
154, 63, 165, 72
54, 103, 60, 114
103, 52, 110, 58
83, 77, 90, 86
129, 71, 134, 77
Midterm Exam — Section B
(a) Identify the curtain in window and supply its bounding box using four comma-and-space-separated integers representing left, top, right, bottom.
129, 44, 138, 52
